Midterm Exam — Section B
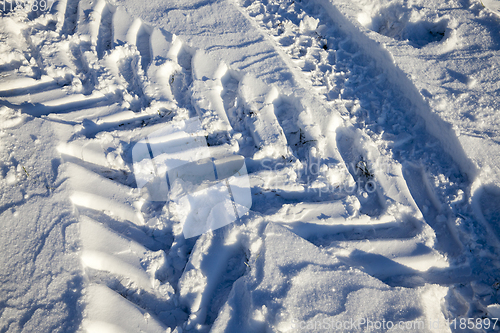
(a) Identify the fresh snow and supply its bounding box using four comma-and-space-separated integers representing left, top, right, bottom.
1, 0, 500, 332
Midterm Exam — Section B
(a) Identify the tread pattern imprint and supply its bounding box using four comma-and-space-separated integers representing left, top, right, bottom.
0, 0, 499, 332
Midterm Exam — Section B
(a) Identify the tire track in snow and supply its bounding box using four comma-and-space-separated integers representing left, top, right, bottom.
234, 0, 472, 284
3, 1, 260, 331
4, 0, 498, 330
1, 2, 194, 331
236, 0, 500, 324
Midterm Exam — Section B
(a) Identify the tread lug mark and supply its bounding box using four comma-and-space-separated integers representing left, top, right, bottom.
136, 23, 153, 73
83, 284, 168, 333
273, 95, 320, 161
237, 74, 289, 159
96, 1, 115, 59
81, 216, 160, 291
105, 45, 149, 112
233, 0, 466, 287
123, 18, 154, 74
60, 0, 80, 35
112, 6, 132, 47
0, 76, 59, 97
66, 163, 144, 226
191, 50, 232, 133
402, 162, 464, 256
217, 66, 294, 159
220, 69, 241, 127
145, 29, 181, 105
167, 43, 196, 117
335, 126, 385, 217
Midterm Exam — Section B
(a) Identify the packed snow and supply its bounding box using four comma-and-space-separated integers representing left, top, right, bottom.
1, 0, 500, 332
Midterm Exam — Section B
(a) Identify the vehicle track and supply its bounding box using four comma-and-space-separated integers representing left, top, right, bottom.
235, 0, 500, 326
2, 0, 500, 331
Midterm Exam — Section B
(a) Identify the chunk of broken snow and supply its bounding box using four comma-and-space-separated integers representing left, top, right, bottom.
0, 107, 25, 129
299, 15, 319, 33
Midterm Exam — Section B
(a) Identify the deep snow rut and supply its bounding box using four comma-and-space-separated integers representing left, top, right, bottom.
235, 0, 500, 325
235, 0, 457, 277
1, 0, 499, 331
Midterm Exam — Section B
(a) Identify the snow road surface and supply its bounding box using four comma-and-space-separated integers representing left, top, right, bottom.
1, 0, 500, 332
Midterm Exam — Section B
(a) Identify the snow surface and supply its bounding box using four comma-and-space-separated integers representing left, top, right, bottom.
1, 0, 500, 332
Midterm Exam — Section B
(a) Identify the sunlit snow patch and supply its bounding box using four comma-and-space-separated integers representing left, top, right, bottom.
482, 0, 500, 15
132, 117, 251, 239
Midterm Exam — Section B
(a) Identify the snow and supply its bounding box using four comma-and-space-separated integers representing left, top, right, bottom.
212, 223, 449, 332
1, 0, 500, 332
